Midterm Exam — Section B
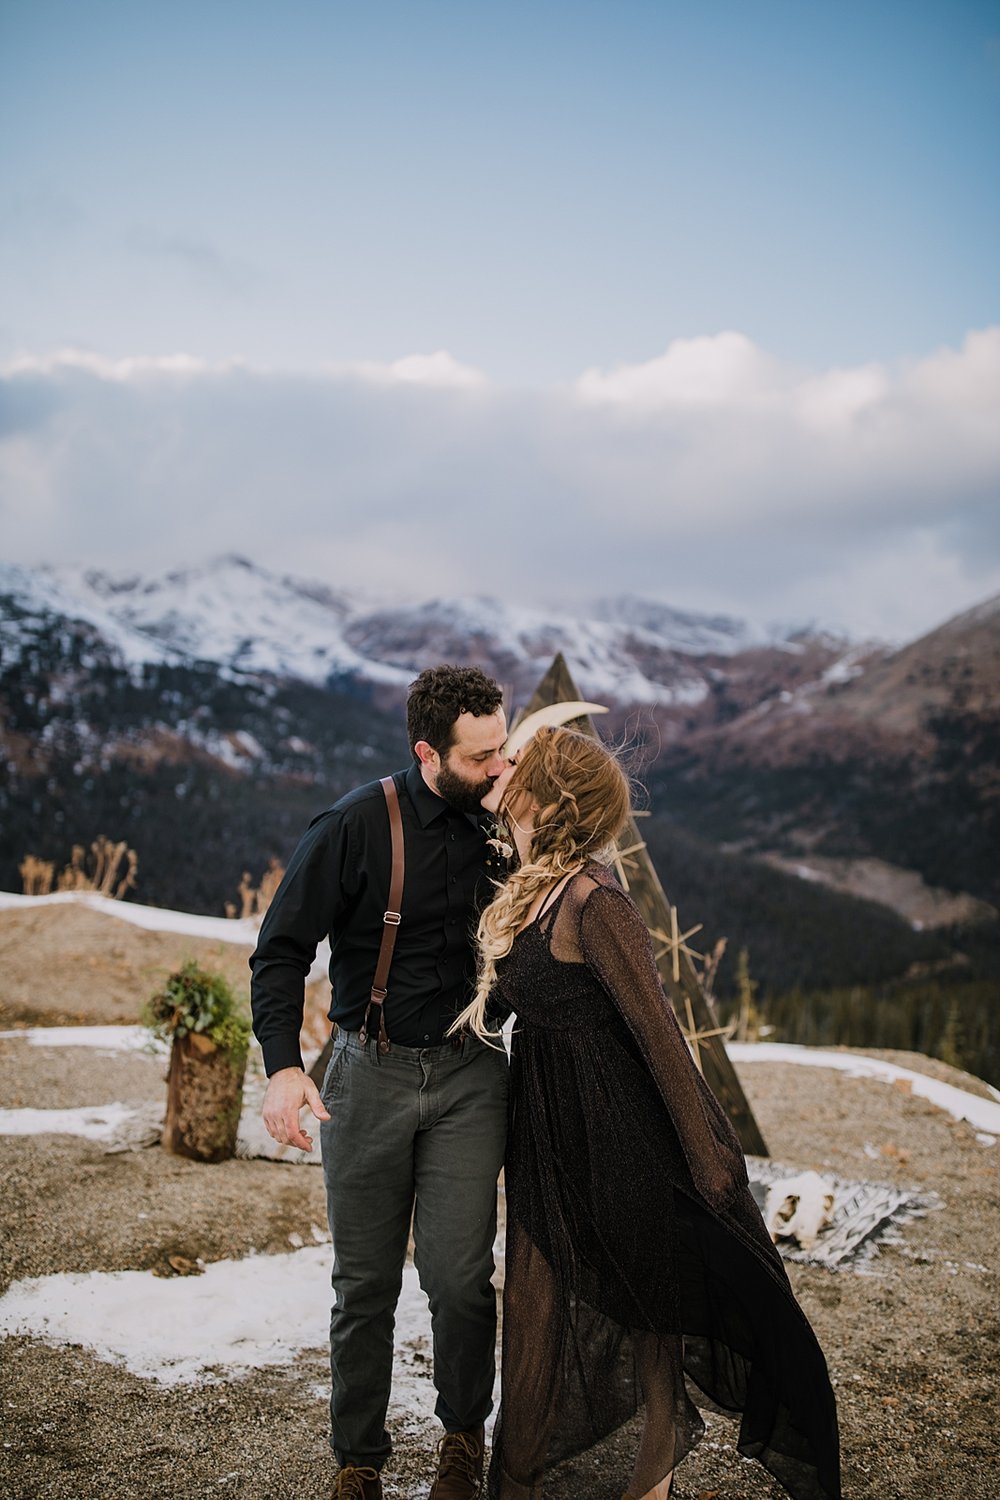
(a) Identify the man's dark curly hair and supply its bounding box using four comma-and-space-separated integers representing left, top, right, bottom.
406, 665, 503, 756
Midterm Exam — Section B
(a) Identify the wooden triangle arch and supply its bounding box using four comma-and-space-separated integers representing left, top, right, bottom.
515, 652, 768, 1156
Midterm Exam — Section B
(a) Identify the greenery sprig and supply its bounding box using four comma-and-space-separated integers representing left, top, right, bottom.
143, 961, 251, 1055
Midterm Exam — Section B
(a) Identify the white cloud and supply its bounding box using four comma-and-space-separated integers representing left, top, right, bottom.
380, 350, 488, 388
1, 349, 244, 381
576, 331, 780, 408
904, 326, 1000, 412
1, 347, 489, 389
794, 363, 889, 432
1, 329, 998, 640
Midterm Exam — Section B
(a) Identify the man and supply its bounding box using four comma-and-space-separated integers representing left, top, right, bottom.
251, 665, 509, 1500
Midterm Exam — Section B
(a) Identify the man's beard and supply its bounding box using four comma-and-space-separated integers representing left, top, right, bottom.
435, 760, 496, 814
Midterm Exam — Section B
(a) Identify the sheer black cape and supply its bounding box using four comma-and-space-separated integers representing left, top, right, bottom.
489, 864, 841, 1500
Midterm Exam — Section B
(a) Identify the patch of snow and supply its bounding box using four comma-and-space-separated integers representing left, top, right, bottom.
0, 1246, 348, 1383
0, 1025, 164, 1055
0, 890, 332, 982
0, 1103, 138, 1140
0, 1249, 493, 1444
591, 595, 773, 655
821, 645, 871, 686
0, 890, 259, 945
226, 728, 265, 760
185, 725, 263, 770
0, 1033, 328, 1161
729, 1043, 1000, 1137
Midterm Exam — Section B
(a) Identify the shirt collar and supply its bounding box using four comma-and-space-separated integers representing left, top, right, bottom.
403, 759, 490, 834
404, 759, 454, 828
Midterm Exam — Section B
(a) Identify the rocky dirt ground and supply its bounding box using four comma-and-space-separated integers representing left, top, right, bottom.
1, 902, 998, 1500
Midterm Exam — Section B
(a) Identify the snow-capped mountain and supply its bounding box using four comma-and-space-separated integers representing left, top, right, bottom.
2, 556, 998, 942
1, 555, 856, 707
44, 557, 407, 687
589, 595, 803, 654
0, 561, 189, 671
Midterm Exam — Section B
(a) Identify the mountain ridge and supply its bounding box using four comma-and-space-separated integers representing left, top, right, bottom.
3, 554, 869, 705
2, 555, 997, 920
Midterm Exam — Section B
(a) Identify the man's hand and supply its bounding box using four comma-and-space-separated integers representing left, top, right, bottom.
262, 1066, 331, 1152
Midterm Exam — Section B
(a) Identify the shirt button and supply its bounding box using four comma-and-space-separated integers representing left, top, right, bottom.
423, 1034, 430, 1041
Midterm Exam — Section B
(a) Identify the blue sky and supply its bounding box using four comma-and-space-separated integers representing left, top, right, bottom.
1, 1, 998, 637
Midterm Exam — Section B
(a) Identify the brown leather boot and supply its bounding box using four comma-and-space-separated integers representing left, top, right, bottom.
332, 1464, 382, 1500
429, 1425, 485, 1499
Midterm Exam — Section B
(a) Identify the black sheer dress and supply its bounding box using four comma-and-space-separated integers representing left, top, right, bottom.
488, 863, 841, 1500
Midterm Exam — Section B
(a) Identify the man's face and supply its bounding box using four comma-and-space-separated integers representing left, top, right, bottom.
421, 708, 507, 813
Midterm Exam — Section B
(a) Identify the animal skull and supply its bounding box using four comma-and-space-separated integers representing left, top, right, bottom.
764, 1171, 835, 1251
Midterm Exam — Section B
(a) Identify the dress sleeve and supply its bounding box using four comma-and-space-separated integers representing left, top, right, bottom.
578, 880, 750, 1210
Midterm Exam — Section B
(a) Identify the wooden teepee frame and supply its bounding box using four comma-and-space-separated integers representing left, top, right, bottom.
516, 653, 768, 1156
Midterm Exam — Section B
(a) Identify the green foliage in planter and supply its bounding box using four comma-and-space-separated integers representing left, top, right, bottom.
143, 961, 252, 1056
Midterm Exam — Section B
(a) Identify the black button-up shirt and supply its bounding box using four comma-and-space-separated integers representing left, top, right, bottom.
250, 762, 501, 1075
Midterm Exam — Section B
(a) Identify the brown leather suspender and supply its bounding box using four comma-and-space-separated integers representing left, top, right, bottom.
357, 775, 404, 1054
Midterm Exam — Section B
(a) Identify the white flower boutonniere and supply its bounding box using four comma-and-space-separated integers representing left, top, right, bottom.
481, 814, 514, 864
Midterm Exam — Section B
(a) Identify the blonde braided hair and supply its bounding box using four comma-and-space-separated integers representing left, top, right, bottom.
450, 726, 632, 1043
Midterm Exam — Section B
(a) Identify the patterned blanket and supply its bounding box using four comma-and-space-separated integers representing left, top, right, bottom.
747, 1158, 937, 1268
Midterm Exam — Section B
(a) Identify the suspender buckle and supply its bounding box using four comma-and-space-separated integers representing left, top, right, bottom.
359, 998, 391, 1056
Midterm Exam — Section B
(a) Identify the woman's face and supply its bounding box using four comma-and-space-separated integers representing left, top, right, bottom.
479, 754, 516, 815
480, 747, 534, 828
501, 755, 543, 834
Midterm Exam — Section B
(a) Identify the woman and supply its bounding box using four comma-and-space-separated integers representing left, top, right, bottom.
451, 726, 841, 1500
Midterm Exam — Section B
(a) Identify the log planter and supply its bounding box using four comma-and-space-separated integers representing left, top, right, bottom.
163, 1030, 248, 1163
144, 962, 252, 1165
